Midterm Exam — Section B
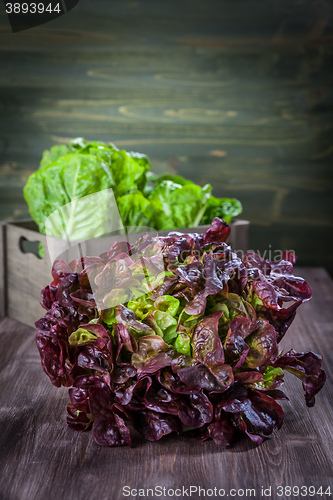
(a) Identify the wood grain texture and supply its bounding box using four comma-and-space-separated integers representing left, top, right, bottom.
0, 0, 332, 273
0, 267, 332, 500
5, 222, 51, 327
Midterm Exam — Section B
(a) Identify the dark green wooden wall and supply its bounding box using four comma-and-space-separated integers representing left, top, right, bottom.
1, 0, 333, 271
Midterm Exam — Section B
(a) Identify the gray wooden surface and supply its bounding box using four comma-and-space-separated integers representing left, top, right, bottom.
0, 1, 332, 274
0, 267, 332, 500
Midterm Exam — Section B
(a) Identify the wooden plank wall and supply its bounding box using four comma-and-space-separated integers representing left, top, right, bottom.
0, 0, 332, 272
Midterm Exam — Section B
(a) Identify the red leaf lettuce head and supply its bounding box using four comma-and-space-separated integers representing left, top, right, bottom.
35, 218, 325, 448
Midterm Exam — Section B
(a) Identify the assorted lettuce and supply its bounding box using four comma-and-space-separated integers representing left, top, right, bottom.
35, 218, 326, 448
24, 138, 242, 238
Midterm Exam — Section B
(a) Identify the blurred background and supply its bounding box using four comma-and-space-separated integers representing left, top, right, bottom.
0, 0, 332, 272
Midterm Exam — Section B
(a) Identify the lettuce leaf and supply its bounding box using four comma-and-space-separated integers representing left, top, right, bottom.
25, 139, 243, 237
201, 196, 242, 224
24, 154, 114, 235
117, 191, 152, 228
148, 180, 211, 229
35, 219, 326, 449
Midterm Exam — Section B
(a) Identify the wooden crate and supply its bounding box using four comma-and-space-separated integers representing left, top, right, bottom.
0, 219, 249, 328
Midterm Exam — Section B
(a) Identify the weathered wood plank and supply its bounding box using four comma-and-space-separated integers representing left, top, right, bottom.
0, 267, 332, 500
5, 223, 51, 327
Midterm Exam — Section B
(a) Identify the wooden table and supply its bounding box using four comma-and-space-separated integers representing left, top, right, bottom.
1, 268, 332, 500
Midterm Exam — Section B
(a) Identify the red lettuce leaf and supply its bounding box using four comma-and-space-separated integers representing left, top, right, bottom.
273, 350, 326, 407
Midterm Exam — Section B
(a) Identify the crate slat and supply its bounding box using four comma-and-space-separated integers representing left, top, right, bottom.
6, 223, 50, 327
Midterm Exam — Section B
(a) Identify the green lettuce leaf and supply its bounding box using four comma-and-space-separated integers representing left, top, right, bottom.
127, 151, 150, 171
26, 138, 243, 240
174, 333, 191, 356
109, 150, 150, 196
153, 295, 180, 316
24, 153, 115, 236
68, 328, 97, 347
152, 173, 195, 187
39, 145, 71, 170
78, 142, 116, 164
148, 180, 212, 230
117, 191, 152, 228
127, 295, 154, 320
201, 196, 242, 224
39, 137, 89, 170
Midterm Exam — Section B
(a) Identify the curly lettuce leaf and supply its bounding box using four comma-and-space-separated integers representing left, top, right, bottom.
110, 150, 151, 196
273, 350, 326, 407
39, 137, 89, 170
78, 142, 116, 164
151, 173, 195, 187
174, 333, 191, 356
201, 196, 242, 225
29, 138, 243, 241
39, 144, 71, 170
149, 180, 211, 230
